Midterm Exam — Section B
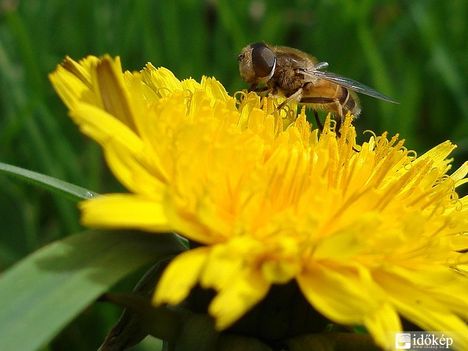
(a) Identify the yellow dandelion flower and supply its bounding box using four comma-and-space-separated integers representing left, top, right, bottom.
50, 56, 468, 350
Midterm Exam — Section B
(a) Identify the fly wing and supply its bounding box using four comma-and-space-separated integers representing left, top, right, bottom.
301, 69, 399, 104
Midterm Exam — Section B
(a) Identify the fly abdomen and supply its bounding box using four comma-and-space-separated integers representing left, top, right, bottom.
338, 87, 361, 117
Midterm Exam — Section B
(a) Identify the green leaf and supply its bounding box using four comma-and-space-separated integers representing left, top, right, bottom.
0, 231, 185, 351
0, 161, 97, 201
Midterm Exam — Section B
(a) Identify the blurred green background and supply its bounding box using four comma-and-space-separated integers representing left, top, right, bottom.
0, 0, 467, 350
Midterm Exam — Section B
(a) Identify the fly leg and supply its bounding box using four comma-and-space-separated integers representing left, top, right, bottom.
334, 99, 344, 133
313, 110, 323, 131
249, 84, 270, 94
300, 96, 337, 132
276, 88, 304, 111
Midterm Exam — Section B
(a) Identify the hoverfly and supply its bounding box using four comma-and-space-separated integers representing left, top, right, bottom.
238, 42, 397, 127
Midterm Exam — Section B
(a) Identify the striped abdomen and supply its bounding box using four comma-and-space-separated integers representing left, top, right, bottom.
300, 80, 361, 117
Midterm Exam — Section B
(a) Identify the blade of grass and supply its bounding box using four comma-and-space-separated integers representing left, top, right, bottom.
0, 162, 97, 201
0, 37, 80, 232
409, 1, 468, 122
356, 21, 396, 131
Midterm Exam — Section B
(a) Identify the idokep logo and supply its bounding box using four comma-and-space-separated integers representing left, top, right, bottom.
395, 333, 412, 349
395, 332, 454, 350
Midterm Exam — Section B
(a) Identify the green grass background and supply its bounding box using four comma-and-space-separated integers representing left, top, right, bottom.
0, 0, 467, 350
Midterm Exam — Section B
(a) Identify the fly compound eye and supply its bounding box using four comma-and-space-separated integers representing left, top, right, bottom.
250, 42, 276, 78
